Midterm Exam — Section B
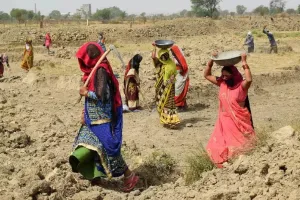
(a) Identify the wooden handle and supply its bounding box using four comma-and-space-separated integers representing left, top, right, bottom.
76, 48, 112, 104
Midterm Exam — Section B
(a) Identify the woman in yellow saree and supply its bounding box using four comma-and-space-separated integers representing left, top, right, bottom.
152, 44, 180, 128
21, 38, 34, 72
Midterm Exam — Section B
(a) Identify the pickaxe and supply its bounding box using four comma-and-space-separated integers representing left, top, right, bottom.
111, 45, 126, 69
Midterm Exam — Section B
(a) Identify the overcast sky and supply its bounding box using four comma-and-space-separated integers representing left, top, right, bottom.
1, 0, 299, 15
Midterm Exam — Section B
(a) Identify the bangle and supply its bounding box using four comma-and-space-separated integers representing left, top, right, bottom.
242, 64, 250, 70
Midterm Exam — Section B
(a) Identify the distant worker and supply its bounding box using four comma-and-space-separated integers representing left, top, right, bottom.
97, 32, 106, 52
244, 31, 254, 53
44, 32, 52, 54
21, 38, 34, 72
263, 26, 277, 54
124, 54, 143, 111
0, 53, 9, 78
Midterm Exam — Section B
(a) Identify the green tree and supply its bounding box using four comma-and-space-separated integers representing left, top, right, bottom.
10, 9, 28, 23
120, 11, 127, 20
62, 12, 71, 20
179, 9, 189, 17
49, 10, 62, 20
0, 12, 10, 20
270, 0, 286, 14
236, 5, 247, 15
297, 5, 300, 14
27, 10, 35, 20
191, 0, 222, 18
93, 8, 112, 20
33, 11, 41, 20
253, 5, 270, 16
220, 9, 229, 17
140, 12, 147, 24
108, 7, 123, 19
286, 8, 296, 14
72, 13, 82, 20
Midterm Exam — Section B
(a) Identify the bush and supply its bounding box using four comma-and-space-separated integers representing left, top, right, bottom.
255, 127, 271, 147
135, 151, 178, 186
185, 145, 215, 185
109, 19, 122, 24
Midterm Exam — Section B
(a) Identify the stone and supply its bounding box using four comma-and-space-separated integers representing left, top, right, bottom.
233, 155, 248, 175
272, 126, 295, 141
9, 133, 31, 148
260, 163, 270, 175
0, 95, 7, 104
45, 168, 58, 182
131, 189, 141, 196
186, 123, 193, 128
29, 180, 52, 197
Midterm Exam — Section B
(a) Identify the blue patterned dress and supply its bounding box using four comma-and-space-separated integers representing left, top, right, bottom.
71, 73, 127, 179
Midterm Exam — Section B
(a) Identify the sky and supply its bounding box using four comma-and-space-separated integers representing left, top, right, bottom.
1, 0, 299, 15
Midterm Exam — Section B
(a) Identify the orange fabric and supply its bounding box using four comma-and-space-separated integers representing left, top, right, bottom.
206, 82, 255, 167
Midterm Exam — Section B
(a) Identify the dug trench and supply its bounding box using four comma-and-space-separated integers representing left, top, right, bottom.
1, 65, 300, 199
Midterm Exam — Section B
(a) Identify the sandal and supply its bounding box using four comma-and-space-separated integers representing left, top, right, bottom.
121, 173, 139, 193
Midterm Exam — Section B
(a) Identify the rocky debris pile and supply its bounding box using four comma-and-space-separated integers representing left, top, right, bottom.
55, 47, 74, 59
129, 126, 300, 200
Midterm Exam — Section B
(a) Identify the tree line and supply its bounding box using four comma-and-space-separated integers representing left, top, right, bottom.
0, 1, 300, 23
191, 0, 300, 18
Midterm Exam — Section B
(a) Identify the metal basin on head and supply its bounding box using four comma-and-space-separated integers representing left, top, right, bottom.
155, 40, 174, 49
211, 50, 245, 66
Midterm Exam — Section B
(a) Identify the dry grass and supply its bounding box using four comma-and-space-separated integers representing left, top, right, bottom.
135, 151, 178, 187
184, 145, 215, 185
254, 126, 272, 148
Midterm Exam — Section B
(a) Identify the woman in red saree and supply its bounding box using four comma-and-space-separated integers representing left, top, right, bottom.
44, 32, 52, 54
204, 52, 255, 167
170, 45, 189, 110
124, 54, 143, 111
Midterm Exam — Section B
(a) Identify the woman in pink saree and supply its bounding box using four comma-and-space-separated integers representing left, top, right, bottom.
204, 52, 255, 167
44, 32, 52, 54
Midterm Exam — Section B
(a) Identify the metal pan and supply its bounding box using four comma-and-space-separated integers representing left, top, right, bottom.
211, 50, 245, 66
155, 40, 174, 49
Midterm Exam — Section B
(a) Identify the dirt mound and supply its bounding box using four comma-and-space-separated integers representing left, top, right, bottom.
22, 72, 80, 90
122, 126, 300, 200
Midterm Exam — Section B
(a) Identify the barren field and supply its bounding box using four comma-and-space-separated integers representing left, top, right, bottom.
1, 17, 300, 200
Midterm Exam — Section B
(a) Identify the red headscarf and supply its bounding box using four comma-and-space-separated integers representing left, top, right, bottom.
171, 45, 188, 76
76, 42, 122, 109
217, 66, 243, 90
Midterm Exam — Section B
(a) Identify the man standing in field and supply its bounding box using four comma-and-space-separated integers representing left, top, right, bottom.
244, 31, 254, 53
263, 26, 277, 54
